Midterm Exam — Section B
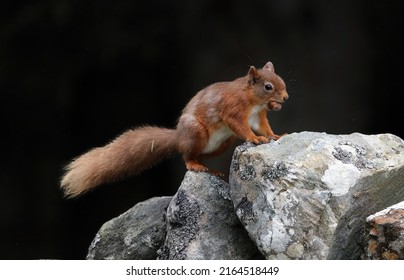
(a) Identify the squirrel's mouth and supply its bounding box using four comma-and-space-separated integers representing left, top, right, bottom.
268, 100, 284, 111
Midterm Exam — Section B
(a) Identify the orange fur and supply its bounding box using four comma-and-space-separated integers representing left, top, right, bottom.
61, 61, 289, 197
61, 127, 178, 197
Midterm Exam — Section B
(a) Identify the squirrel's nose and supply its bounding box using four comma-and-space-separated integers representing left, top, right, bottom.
282, 91, 289, 101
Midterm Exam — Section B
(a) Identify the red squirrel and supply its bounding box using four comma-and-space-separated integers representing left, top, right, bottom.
61, 61, 289, 197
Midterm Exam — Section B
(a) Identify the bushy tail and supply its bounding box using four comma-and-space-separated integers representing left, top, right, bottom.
60, 126, 179, 197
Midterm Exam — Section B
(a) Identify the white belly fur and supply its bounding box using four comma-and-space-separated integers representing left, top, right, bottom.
202, 105, 265, 154
248, 104, 265, 132
202, 124, 234, 154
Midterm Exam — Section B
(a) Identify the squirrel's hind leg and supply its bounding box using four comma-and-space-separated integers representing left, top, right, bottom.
185, 158, 224, 177
177, 117, 210, 173
185, 158, 209, 172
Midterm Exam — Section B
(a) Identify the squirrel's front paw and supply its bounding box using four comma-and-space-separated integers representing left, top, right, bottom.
268, 133, 287, 140
257, 136, 270, 143
248, 136, 270, 145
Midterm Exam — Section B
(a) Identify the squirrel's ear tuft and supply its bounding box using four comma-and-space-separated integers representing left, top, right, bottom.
263, 61, 275, 72
248, 66, 260, 84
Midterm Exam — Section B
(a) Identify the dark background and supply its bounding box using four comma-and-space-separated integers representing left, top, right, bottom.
1, 0, 403, 259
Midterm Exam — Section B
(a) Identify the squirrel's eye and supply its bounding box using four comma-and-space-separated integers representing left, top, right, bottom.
264, 83, 274, 92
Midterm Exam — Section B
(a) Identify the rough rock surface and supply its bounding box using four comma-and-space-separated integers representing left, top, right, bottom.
364, 201, 404, 260
158, 171, 258, 260
230, 132, 404, 259
87, 196, 171, 259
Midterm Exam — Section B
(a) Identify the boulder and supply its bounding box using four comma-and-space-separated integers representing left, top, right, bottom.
87, 196, 172, 259
230, 132, 404, 259
86, 132, 404, 260
158, 171, 258, 259
364, 201, 404, 259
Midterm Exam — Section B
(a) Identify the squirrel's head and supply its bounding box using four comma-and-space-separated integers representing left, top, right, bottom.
248, 61, 289, 111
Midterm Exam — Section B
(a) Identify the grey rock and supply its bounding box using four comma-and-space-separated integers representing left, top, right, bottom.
230, 132, 404, 259
158, 171, 258, 259
87, 196, 172, 260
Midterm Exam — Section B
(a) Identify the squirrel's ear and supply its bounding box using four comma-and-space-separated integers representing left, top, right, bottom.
263, 61, 275, 72
248, 66, 260, 84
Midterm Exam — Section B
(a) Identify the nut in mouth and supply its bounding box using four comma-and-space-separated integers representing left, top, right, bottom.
268, 100, 284, 111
